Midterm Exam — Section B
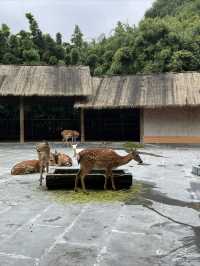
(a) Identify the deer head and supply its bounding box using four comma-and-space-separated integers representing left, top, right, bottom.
131, 149, 143, 164
71, 144, 78, 158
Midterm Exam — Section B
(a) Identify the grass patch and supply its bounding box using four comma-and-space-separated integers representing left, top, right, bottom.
48, 183, 143, 204
123, 142, 144, 150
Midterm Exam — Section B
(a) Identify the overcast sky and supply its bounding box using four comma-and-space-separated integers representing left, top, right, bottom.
0, 0, 155, 41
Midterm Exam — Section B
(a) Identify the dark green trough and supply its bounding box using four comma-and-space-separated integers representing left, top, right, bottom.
46, 168, 133, 190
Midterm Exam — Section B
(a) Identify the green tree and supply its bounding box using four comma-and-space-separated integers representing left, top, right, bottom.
22, 48, 40, 64
25, 13, 44, 52
169, 50, 198, 71
86, 54, 98, 74
70, 48, 80, 65
65, 54, 71, 65
71, 25, 83, 48
0, 24, 10, 60
56, 32, 62, 45
110, 47, 133, 74
49, 56, 58, 65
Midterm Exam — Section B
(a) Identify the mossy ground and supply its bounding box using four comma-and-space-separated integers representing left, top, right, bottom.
48, 182, 144, 204
123, 142, 144, 150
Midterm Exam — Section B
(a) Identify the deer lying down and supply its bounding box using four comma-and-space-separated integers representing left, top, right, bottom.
52, 150, 73, 167
11, 152, 72, 176
11, 160, 40, 175
75, 148, 143, 193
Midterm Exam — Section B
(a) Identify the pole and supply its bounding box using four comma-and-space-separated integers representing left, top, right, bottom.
20, 96, 24, 143
80, 108, 85, 142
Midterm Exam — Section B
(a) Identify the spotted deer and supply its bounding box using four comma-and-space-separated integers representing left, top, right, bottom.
74, 148, 143, 193
11, 160, 41, 175
61, 130, 80, 145
36, 141, 50, 186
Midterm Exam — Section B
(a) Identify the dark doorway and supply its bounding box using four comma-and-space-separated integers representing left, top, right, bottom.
85, 109, 140, 141
0, 97, 19, 141
24, 97, 80, 141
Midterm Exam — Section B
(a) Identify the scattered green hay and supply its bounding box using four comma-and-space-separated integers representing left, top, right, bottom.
123, 142, 144, 150
48, 183, 143, 204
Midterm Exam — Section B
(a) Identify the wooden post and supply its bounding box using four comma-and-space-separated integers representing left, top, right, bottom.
140, 108, 144, 144
20, 96, 24, 144
80, 108, 85, 142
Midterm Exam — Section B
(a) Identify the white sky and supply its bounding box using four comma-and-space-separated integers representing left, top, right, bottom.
0, 0, 155, 41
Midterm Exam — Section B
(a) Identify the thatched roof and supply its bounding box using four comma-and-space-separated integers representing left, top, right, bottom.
75, 72, 200, 109
0, 65, 92, 96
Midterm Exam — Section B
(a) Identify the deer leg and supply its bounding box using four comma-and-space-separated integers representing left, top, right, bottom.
110, 174, 116, 190
80, 175, 88, 194
39, 165, 44, 186
79, 166, 92, 193
107, 168, 116, 190
104, 169, 116, 190
46, 162, 49, 173
74, 170, 80, 192
104, 170, 109, 190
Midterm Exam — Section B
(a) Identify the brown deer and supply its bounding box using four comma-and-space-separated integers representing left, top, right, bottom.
11, 160, 41, 175
50, 150, 73, 167
36, 141, 50, 186
61, 130, 80, 145
11, 152, 58, 175
11, 151, 72, 176
74, 148, 143, 193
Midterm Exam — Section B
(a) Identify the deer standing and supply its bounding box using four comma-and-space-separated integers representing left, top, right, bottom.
71, 143, 83, 158
36, 141, 50, 186
61, 130, 80, 145
75, 148, 143, 193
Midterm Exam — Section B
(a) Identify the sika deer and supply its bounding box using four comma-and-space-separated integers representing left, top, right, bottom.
11, 160, 40, 175
61, 130, 80, 145
71, 143, 83, 158
50, 150, 72, 167
75, 148, 143, 193
36, 141, 50, 186
57, 152, 72, 166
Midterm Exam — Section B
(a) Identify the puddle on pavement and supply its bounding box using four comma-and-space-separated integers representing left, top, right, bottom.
174, 164, 184, 167
157, 164, 167, 168
126, 180, 200, 211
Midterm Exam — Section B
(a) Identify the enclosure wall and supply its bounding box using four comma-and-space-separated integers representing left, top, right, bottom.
143, 107, 200, 143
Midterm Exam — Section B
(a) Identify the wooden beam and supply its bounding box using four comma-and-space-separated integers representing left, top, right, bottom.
80, 108, 85, 142
144, 136, 200, 144
20, 97, 24, 144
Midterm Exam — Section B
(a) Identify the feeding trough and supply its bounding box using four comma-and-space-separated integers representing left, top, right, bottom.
46, 168, 133, 190
192, 165, 200, 176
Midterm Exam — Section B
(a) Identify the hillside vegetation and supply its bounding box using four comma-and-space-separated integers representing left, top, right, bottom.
0, 0, 200, 75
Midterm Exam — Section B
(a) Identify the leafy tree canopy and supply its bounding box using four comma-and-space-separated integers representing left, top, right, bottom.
1, 1, 200, 75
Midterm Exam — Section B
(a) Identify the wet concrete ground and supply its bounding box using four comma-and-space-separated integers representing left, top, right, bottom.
0, 143, 200, 266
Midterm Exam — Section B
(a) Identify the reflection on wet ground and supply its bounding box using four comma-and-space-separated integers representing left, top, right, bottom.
126, 179, 200, 211
157, 164, 167, 168
126, 179, 200, 264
